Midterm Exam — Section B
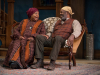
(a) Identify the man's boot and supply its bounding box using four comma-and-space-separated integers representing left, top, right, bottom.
47, 59, 55, 70
30, 58, 44, 69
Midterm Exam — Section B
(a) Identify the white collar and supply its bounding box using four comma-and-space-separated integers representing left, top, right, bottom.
61, 18, 70, 24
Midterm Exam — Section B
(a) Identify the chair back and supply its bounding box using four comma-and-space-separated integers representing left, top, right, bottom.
11, 22, 20, 35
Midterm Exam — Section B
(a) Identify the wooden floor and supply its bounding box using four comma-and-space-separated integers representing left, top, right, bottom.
1, 56, 99, 65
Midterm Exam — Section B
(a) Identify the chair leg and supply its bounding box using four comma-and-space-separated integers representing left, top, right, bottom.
72, 54, 76, 66
69, 46, 72, 70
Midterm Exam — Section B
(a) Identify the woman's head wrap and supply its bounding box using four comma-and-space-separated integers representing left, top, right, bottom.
26, 8, 39, 18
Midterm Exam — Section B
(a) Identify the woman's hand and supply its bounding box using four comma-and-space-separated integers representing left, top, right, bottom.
27, 37, 34, 41
19, 36, 25, 40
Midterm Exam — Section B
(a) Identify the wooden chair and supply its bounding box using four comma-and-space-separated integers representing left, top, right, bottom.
43, 17, 86, 70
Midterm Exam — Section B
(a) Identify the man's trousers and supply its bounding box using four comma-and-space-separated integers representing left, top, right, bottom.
35, 35, 66, 60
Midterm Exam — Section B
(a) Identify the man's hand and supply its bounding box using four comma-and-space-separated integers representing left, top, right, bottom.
42, 34, 49, 39
19, 36, 25, 40
27, 37, 34, 41
67, 34, 75, 46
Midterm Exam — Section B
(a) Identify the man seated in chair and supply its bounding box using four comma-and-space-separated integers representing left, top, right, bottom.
31, 6, 82, 70
3, 8, 46, 69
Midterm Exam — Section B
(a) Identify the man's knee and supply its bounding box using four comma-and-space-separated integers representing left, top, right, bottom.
36, 35, 45, 41
36, 35, 42, 39
55, 36, 62, 41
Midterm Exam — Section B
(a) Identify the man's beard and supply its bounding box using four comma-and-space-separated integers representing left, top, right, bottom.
61, 17, 66, 21
61, 14, 66, 21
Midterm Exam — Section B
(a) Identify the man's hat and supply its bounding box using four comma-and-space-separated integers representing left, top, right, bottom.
61, 6, 74, 15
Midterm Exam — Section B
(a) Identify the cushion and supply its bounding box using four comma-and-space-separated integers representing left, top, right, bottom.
43, 17, 61, 37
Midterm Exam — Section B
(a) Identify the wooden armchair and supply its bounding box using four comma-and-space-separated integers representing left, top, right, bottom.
68, 25, 85, 69
11, 17, 86, 70
43, 17, 86, 70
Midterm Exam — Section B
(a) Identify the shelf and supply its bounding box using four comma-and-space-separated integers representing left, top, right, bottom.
0, 48, 8, 51
33, 0, 63, 17
0, 34, 6, 36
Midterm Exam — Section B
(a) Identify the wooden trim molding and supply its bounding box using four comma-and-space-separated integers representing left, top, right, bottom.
6, 0, 15, 47
55, 0, 63, 17
36, 6, 56, 10
7, 0, 15, 3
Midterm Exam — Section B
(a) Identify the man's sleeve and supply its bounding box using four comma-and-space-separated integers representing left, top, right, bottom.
72, 20, 82, 38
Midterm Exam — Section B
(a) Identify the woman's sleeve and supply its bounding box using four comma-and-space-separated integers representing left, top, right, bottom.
31, 22, 46, 38
13, 20, 24, 39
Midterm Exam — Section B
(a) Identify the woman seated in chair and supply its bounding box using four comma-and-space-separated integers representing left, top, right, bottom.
3, 8, 46, 69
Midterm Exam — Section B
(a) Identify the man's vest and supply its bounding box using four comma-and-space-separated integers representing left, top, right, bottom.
52, 19, 74, 39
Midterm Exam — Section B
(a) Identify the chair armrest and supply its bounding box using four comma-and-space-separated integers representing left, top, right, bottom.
73, 26, 85, 53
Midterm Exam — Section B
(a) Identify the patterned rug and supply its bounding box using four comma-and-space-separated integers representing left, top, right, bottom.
0, 59, 100, 75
